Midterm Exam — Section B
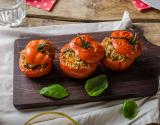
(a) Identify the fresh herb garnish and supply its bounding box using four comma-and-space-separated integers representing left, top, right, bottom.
37, 43, 60, 53
85, 74, 108, 96
122, 100, 139, 119
37, 44, 45, 52
40, 84, 69, 99
75, 34, 91, 49
129, 33, 137, 45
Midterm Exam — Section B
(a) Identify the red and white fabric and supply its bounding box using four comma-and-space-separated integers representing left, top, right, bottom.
131, 0, 151, 11
26, 0, 57, 11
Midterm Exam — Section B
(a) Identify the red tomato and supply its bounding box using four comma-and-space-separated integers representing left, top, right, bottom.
19, 40, 55, 77
102, 30, 142, 71
111, 39, 135, 59
69, 35, 105, 64
111, 30, 142, 58
25, 40, 55, 65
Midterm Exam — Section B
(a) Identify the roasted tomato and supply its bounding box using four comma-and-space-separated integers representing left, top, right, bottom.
101, 30, 142, 71
102, 56, 134, 71
111, 30, 142, 58
59, 44, 97, 79
69, 34, 105, 64
19, 40, 55, 77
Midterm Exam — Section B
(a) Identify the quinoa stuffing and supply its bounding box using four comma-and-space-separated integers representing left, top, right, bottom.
61, 48, 89, 69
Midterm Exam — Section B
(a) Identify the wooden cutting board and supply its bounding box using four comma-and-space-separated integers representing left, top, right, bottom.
13, 29, 160, 109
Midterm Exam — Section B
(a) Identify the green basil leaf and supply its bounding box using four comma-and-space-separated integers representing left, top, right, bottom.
122, 100, 138, 119
40, 84, 69, 99
85, 74, 108, 96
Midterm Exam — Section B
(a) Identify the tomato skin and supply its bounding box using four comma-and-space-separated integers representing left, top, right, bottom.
111, 30, 142, 58
25, 40, 55, 65
69, 35, 105, 64
111, 39, 135, 59
111, 30, 133, 40
102, 57, 134, 71
19, 40, 55, 77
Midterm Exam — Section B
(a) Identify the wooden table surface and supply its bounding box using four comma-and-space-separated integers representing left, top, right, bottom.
27, 0, 160, 22
12, 0, 160, 124
24, 0, 160, 46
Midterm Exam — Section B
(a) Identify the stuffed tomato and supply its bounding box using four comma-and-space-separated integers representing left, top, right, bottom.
101, 30, 142, 71
19, 40, 55, 77
59, 34, 105, 79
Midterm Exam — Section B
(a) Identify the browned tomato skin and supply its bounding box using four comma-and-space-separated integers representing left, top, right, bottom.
59, 44, 98, 79
69, 35, 105, 64
19, 40, 55, 77
111, 30, 142, 58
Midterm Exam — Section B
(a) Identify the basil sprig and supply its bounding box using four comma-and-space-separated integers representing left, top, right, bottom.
122, 100, 139, 119
85, 74, 108, 96
40, 84, 69, 99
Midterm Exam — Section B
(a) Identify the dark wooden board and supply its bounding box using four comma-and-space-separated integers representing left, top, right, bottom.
13, 29, 160, 109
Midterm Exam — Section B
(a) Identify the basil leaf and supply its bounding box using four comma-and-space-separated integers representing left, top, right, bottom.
85, 74, 108, 96
122, 100, 138, 119
40, 84, 69, 99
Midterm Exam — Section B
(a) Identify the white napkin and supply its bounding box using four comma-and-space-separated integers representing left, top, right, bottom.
0, 11, 159, 125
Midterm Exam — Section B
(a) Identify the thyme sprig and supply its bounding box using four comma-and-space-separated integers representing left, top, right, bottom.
129, 33, 137, 45
75, 34, 91, 49
37, 42, 60, 53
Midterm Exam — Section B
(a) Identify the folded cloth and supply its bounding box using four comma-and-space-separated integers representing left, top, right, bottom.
0, 11, 159, 125
26, 0, 57, 11
131, 0, 151, 11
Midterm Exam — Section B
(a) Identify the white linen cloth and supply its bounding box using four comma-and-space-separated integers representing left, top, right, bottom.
0, 11, 159, 125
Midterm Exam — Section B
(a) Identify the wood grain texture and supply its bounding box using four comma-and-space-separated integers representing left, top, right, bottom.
13, 29, 160, 109
26, 0, 160, 21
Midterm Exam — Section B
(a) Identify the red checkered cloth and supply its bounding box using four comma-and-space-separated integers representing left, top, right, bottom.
131, 0, 151, 11
27, 0, 57, 11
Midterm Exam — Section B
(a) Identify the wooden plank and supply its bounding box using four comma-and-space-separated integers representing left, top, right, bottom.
13, 29, 160, 109
26, 0, 160, 21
